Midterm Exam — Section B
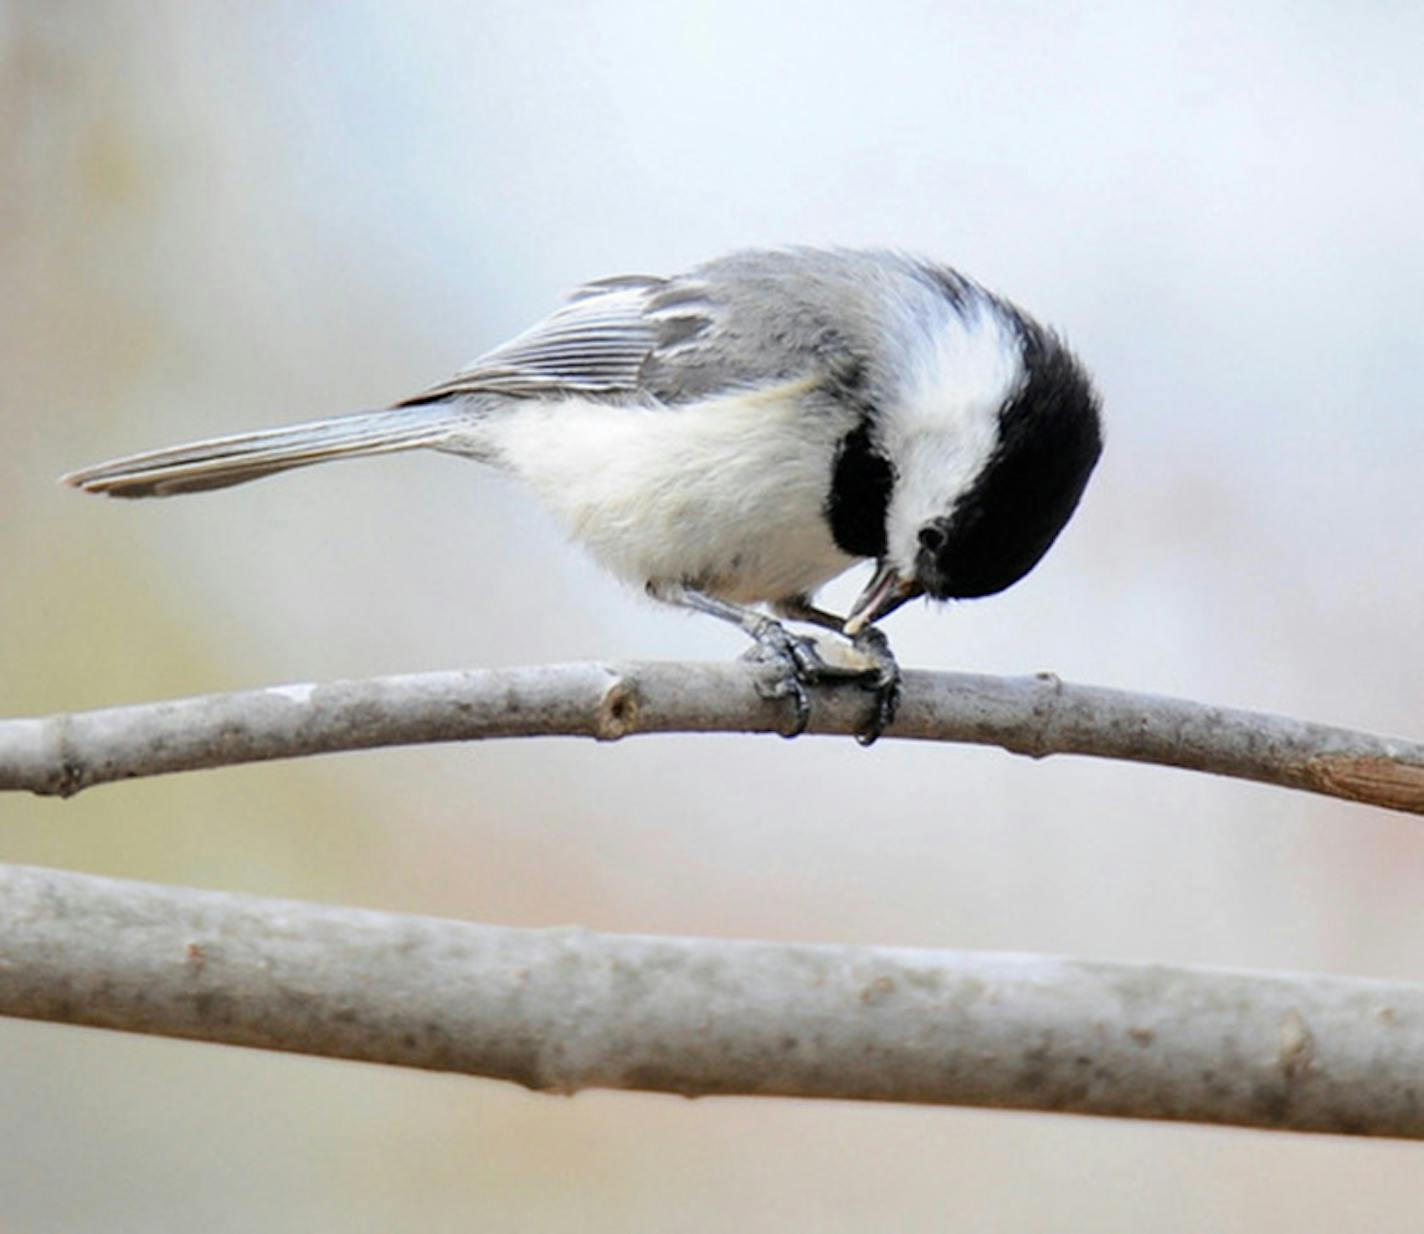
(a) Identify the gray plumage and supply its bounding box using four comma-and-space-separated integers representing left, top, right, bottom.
405, 248, 985, 407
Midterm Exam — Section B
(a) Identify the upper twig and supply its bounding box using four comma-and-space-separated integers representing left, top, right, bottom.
1, 661, 1420, 813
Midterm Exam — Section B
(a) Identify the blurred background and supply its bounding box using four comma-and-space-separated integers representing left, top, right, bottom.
3, 2, 1423, 1229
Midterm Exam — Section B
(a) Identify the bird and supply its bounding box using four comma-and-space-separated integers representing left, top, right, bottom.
63, 247, 1103, 743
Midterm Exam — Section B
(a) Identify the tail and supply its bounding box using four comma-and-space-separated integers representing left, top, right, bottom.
61, 406, 465, 498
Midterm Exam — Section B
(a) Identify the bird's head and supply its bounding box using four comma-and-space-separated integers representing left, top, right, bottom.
841, 296, 1103, 634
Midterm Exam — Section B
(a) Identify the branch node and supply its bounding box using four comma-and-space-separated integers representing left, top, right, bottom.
1278, 1008, 1317, 1081
1019, 670, 1066, 760
594, 674, 640, 741
48, 715, 88, 798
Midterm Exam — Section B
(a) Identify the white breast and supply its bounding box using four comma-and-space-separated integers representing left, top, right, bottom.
452, 380, 862, 604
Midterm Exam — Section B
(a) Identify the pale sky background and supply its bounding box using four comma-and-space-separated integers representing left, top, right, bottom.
3, 3, 1424, 1230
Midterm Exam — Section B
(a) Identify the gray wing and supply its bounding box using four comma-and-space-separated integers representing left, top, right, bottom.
396, 273, 720, 405
395, 249, 934, 409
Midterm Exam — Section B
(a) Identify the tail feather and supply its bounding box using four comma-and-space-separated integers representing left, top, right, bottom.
61, 407, 463, 498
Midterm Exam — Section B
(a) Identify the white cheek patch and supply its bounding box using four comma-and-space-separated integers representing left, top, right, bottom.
880, 304, 1024, 571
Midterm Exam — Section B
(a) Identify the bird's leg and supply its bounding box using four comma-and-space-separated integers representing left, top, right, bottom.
774, 596, 903, 746
769, 597, 844, 633
652, 583, 837, 737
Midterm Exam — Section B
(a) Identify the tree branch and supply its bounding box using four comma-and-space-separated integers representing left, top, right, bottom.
1, 662, 1421, 813
2, 861, 1420, 1138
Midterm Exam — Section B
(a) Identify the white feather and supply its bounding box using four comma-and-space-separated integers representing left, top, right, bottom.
450, 379, 860, 603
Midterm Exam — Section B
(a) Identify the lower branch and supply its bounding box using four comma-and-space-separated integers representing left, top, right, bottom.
2, 862, 1422, 1138
1, 662, 1421, 814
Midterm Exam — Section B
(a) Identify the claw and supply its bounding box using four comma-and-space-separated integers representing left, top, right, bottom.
743, 618, 901, 743
752, 665, 812, 738
743, 620, 829, 738
849, 626, 901, 746
652, 583, 901, 744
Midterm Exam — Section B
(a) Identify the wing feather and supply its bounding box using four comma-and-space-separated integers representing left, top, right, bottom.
399, 277, 713, 404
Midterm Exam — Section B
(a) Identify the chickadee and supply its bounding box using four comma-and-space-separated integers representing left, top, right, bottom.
64, 248, 1102, 742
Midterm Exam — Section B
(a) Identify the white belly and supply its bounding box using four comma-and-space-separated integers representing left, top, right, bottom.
458, 381, 861, 604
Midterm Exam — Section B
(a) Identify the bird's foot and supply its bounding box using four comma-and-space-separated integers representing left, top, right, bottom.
741, 617, 834, 738
651, 583, 899, 743
742, 616, 901, 744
